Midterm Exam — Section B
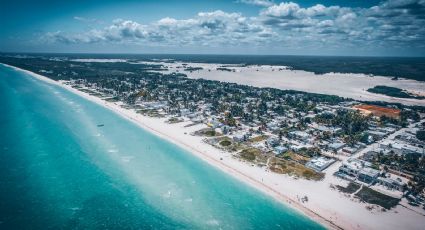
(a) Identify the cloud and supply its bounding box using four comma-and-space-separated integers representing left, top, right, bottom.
45, 10, 272, 47
44, 1, 425, 53
261, 2, 343, 19
237, 0, 273, 7
73, 16, 103, 24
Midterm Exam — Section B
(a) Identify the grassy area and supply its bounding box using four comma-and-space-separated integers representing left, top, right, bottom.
167, 117, 183, 124
279, 151, 310, 164
194, 128, 220, 137
247, 135, 269, 143
269, 157, 324, 181
239, 148, 262, 161
219, 139, 232, 147
105, 97, 119, 102
206, 136, 242, 152
336, 182, 361, 194
355, 186, 400, 209
367, 85, 424, 99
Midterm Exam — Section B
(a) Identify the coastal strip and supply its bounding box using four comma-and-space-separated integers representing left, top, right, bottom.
1, 63, 341, 229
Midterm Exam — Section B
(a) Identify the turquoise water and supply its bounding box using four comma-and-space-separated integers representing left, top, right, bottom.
0, 64, 324, 229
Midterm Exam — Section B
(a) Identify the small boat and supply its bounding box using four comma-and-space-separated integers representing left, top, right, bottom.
97, 124, 105, 127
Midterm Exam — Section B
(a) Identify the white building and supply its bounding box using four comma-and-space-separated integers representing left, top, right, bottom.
306, 157, 335, 172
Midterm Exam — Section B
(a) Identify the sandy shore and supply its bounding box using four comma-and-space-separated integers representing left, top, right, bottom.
146, 61, 425, 106
4, 63, 425, 230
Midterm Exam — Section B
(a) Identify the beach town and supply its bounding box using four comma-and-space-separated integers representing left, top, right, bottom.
2, 54, 424, 229
2, 0, 425, 229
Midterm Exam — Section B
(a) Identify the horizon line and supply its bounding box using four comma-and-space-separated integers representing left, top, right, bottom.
1, 51, 425, 59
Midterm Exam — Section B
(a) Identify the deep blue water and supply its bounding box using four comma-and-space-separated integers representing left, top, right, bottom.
0, 64, 324, 229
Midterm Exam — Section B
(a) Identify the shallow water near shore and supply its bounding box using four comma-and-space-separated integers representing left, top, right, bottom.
0, 64, 324, 229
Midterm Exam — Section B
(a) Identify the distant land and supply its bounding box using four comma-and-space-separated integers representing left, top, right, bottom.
1, 53, 425, 82
367, 86, 425, 100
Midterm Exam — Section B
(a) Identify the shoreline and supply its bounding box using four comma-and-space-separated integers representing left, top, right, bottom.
4, 63, 425, 230
1, 64, 339, 229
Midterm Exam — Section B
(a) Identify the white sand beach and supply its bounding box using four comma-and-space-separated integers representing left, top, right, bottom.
5, 63, 425, 230
146, 61, 425, 106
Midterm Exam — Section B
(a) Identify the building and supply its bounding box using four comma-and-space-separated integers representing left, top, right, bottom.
233, 134, 246, 142
339, 158, 364, 177
328, 142, 345, 152
266, 137, 280, 147
363, 151, 378, 161
358, 167, 380, 184
289, 131, 310, 141
377, 174, 408, 191
306, 156, 335, 172
380, 140, 424, 155
342, 146, 358, 155
273, 146, 288, 155
368, 130, 387, 139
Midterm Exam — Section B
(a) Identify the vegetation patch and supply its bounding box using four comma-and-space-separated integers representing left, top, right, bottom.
355, 186, 400, 209
105, 97, 119, 102
194, 128, 220, 137
239, 148, 262, 161
167, 117, 183, 124
247, 135, 269, 143
367, 85, 424, 99
269, 157, 324, 181
184, 67, 203, 72
279, 151, 310, 164
219, 139, 232, 147
336, 182, 361, 194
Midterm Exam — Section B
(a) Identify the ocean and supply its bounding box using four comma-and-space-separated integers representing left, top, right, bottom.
0, 64, 324, 229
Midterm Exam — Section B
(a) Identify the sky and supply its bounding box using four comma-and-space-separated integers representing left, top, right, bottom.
1, 0, 425, 56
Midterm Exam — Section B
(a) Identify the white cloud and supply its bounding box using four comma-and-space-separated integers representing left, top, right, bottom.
73, 16, 103, 24
238, 0, 273, 7
44, 1, 425, 52
260, 2, 345, 19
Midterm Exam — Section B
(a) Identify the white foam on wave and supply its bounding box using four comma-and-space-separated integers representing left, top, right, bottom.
206, 219, 220, 226
121, 155, 134, 163
163, 190, 172, 199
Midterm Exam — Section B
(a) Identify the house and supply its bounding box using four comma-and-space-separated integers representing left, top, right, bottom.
328, 142, 345, 152
289, 144, 304, 152
306, 156, 335, 172
358, 167, 380, 184
233, 134, 246, 142
339, 158, 364, 177
180, 108, 191, 116
363, 151, 378, 161
266, 122, 280, 132
378, 174, 408, 191
368, 130, 387, 139
380, 140, 423, 155
207, 120, 222, 129
289, 131, 310, 141
266, 137, 280, 147
273, 146, 288, 155
342, 146, 358, 155
310, 123, 342, 134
